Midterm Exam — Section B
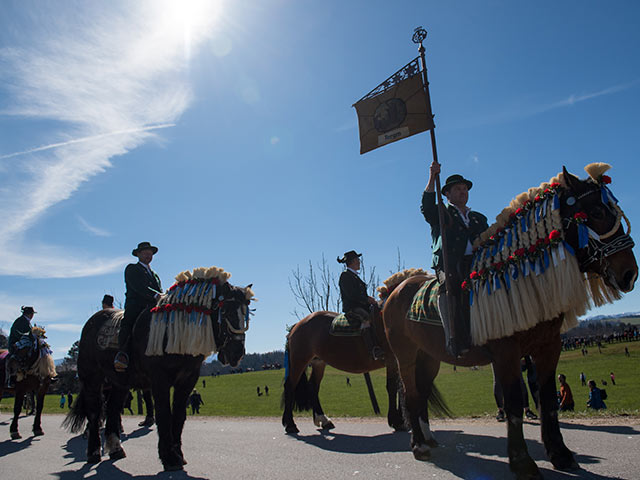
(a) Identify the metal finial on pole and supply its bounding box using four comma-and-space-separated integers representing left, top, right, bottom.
412, 26, 427, 47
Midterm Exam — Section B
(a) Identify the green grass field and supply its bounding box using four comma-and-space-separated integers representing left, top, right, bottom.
2, 342, 639, 419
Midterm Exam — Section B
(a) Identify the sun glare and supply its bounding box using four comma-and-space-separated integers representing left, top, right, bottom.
157, 0, 223, 59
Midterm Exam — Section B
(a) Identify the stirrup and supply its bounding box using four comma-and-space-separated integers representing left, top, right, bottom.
371, 346, 385, 361
114, 352, 129, 372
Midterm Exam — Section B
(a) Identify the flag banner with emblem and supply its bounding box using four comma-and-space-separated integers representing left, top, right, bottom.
353, 57, 434, 154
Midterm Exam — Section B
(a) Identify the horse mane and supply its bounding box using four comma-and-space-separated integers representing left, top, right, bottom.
468, 163, 620, 346
378, 268, 433, 300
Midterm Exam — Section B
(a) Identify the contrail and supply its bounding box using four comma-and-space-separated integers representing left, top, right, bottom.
0, 123, 175, 160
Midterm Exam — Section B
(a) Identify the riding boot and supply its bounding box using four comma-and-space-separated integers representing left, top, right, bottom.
437, 293, 459, 358
361, 326, 384, 361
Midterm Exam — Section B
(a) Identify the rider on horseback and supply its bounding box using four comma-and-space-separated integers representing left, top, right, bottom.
421, 161, 488, 357
337, 250, 384, 361
5, 306, 36, 388
114, 242, 162, 372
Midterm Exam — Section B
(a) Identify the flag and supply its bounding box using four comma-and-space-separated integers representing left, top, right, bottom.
353, 57, 434, 154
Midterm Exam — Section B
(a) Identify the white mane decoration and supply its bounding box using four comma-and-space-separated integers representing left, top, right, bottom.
145, 266, 234, 357
468, 163, 621, 346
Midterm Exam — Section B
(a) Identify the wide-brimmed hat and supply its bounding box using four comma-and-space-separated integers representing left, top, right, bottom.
21, 306, 36, 315
337, 250, 362, 264
442, 174, 473, 195
132, 241, 158, 256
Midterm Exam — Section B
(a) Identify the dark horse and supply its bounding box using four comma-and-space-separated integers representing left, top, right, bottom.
64, 270, 254, 471
0, 331, 56, 439
281, 307, 405, 434
382, 165, 637, 479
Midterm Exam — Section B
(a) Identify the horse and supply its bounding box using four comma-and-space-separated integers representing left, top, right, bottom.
64, 266, 254, 471
0, 328, 57, 439
281, 304, 406, 434
381, 164, 637, 479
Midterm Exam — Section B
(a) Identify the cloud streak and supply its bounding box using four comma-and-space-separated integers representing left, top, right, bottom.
0, 1, 219, 278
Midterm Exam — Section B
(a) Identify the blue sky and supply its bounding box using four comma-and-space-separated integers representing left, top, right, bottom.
1, 0, 640, 359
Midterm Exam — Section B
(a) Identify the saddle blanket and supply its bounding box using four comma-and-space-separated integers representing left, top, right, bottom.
329, 313, 362, 337
407, 277, 442, 327
96, 311, 124, 350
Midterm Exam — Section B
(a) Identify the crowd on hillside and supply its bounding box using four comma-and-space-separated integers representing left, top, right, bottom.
561, 326, 638, 351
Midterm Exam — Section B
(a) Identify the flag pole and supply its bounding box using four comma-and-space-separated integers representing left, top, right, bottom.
413, 27, 457, 348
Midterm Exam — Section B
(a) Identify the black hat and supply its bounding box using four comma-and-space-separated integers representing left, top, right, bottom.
102, 294, 114, 306
21, 306, 36, 315
442, 174, 473, 195
337, 250, 362, 264
132, 241, 158, 256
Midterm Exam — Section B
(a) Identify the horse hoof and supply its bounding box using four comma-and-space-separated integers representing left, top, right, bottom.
87, 454, 101, 464
412, 444, 431, 461
163, 463, 184, 472
552, 458, 579, 472
285, 424, 299, 434
33, 429, 44, 437
425, 438, 438, 448
109, 448, 126, 461
322, 422, 335, 430
10, 431, 21, 440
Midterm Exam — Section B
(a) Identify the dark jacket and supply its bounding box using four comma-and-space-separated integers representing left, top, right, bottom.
124, 262, 162, 310
8, 315, 33, 353
339, 269, 369, 313
421, 190, 488, 271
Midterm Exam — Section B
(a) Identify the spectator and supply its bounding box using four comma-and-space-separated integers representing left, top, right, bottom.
580, 372, 586, 386
189, 390, 204, 414
67, 392, 73, 409
610, 372, 616, 385
557, 374, 575, 411
102, 294, 114, 310
625, 346, 630, 357
257, 386, 262, 397
264, 385, 269, 396
346, 377, 351, 386
493, 357, 539, 422
59, 393, 66, 408
587, 380, 607, 410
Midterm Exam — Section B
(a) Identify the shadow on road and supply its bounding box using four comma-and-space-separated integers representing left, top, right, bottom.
287, 429, 410, 454
559, 421, 640, 436
51, 462, 209, 480
0, 436, 36, 456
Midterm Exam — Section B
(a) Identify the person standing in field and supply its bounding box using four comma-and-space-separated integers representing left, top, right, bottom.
557, 374, 575, 411
587, 380, 607, 410
610, 372, 616, 385
580, 372, 586, 386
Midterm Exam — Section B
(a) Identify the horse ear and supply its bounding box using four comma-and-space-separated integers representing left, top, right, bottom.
245, 284, 253, 289
562, 165, 581, 191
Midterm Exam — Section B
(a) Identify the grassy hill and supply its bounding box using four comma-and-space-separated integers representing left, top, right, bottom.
3, 342, 638, 419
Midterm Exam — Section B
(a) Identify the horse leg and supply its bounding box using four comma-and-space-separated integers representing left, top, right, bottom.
140, 389, 155, 426
415, 350, 440, 448
104, 386, 127, 460
170, 369, 200, 466
32, 382, 48, 436
395, 346, 432, 460
151, 377, 182, 471
10, 386, 25, 439
281, 348, 313, 434
493, 349, 541, 480
309, 359, 334, 430
531, 342, 578, 471
386, 360, 406, 431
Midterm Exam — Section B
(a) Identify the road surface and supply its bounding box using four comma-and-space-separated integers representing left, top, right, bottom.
0, 414, 638, 479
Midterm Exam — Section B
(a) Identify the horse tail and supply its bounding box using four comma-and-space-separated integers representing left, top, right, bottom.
62, 386, 89, 433
292, 367, 313, 411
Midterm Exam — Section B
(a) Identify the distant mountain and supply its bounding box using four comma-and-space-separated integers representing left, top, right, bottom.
580, 312, 640, 322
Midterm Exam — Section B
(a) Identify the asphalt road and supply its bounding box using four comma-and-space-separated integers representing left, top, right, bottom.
0, 414, 638, 479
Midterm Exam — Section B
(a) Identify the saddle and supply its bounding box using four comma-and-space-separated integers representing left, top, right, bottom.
97, 310, 124, 350
329, 313, 363, 336
407, 277, 442, 327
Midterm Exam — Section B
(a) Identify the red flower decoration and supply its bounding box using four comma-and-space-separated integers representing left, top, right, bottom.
514, 248, 526, 257
470, 271, 480, 280
528, 245, 538, 254
515, 208, 524, 216
461, 280, 470, 290
479, 269, 487, 278
601, 175, 611, 184
550, 182, 560, 189
549, 229, 561, 241
493, 261, 505, 271
534, 195, 542, 203
574, 212, 588, 222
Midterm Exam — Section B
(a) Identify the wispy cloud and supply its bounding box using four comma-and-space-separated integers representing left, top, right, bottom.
457, 80, 640, 130
77, 215, 112, 237
0, 1, 220, 278
47, 323, 84, 333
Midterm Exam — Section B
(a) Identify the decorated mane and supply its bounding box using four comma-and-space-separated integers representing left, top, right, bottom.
466, 163, 623, 345
26, 325, 56, 379
378, 268, 432, 300
146, 266, 251, 357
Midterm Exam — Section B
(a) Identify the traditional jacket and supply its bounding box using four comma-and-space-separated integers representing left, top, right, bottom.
124, 262, 162, 310
421, 190, 488, 271
8, 315, 33, 353
339, 269, 369, 313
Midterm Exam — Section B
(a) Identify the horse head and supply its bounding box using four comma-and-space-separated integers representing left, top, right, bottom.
215, 283, 254, 367
561, 164, 637, 293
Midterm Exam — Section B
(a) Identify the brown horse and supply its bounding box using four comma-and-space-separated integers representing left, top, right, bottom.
0, 333, 56, 439
281, 308, 406, 434
382, 165, 637, 479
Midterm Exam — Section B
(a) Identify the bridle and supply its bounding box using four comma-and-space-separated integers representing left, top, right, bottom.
564, 185, 634, 270
215, 296, 250, 350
